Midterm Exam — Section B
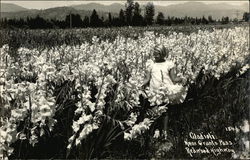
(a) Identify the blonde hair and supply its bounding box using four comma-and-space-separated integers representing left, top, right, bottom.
153, 45, 169, 59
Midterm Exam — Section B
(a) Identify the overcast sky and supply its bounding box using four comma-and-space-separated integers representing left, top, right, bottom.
2, 1, 248, 9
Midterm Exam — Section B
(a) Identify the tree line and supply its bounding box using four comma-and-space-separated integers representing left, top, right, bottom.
1, 0, 250, 29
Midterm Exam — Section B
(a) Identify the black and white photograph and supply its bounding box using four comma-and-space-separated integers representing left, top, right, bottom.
0, 0, 249, 159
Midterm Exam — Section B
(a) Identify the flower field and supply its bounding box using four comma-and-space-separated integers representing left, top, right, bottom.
0, 24, 246, 49
0, 26, 249, 159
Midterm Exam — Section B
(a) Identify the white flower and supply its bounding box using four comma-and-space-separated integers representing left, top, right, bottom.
78, 115, 92, 124
153, 129, 160, 139
87, 102, 95, 112
72, 122, 80, 133
75, 139, 81, 146
124, 132, 132, 140
240, 120, 249, 133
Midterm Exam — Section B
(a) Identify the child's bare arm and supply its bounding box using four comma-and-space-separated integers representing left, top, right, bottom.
142, 70, 151, 88
169, 68, 183, 84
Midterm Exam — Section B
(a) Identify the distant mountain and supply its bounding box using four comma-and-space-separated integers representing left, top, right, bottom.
1, 2, 249, 20
156, 2, 249, 19
71, 2, 248, 19
1, 6, 116, 20
1, 3, 28, 12
71, 3, 124, 13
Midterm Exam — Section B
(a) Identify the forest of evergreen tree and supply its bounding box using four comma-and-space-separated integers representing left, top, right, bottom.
1, 0, 249, 29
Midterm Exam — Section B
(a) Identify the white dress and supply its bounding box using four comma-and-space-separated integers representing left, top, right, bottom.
146, 60, 187, 105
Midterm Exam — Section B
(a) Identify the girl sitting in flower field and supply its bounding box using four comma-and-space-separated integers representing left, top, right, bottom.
142, 45, 187, 138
